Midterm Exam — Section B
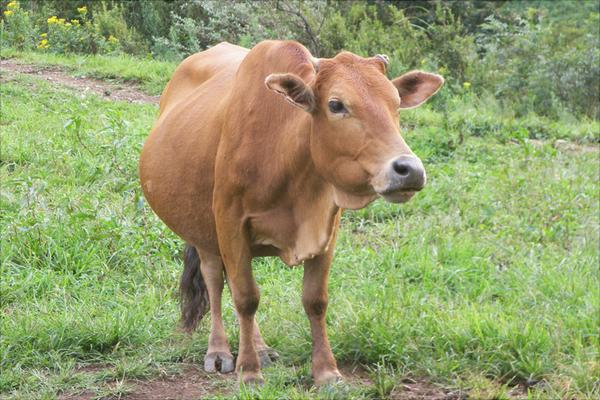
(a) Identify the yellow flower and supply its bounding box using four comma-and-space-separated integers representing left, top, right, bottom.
40, 32, 47, 37
71, 19, 80, 25
3, 10, 13, 16
58, 18, 65, 24
463, 82, 471, 90
7, 1, 17, 9
37, 39, 49, 49
65, 22, 71, 26
77, 6, 87, 15
438, 66, 447, 75
47, 15, 58, 24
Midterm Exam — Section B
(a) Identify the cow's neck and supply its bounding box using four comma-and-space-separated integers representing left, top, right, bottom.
241, 114, 342, 266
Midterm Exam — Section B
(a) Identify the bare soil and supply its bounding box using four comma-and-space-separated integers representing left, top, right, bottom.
123, 366, 232, 400
0, 59, 160, 104
390, 378, 467, 400
59, 365, 233, 400
56, 362, 475, 400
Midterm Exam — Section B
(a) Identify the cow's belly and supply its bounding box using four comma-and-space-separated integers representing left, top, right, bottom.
140, 83, 229, 255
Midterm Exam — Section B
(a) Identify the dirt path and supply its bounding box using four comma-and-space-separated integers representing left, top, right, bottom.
0, 59, 160, 104
55, 363, 473, 400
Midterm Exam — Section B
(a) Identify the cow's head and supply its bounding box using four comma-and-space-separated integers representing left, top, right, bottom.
265, 52, 443, 209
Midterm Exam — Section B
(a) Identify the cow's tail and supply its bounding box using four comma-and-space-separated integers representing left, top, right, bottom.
180, 244, 210, 332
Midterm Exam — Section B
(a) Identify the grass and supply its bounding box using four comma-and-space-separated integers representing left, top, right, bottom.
1, 59, 599, 399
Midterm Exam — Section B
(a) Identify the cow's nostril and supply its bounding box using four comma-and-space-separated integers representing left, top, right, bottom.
392, 160, 410, 177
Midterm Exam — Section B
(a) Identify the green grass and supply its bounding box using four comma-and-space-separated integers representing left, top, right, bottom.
1, 68, 599, 399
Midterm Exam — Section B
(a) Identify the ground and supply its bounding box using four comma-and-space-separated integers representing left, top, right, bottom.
1, 59, 158, 104
1, 54, 598, 400
56, 364, 472, 400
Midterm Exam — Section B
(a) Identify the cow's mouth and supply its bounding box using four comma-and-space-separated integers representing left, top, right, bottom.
378, 189, 416, 203
370, 155, 425, 204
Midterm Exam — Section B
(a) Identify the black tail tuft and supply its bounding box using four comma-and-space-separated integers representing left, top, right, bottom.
180, 244, 209, 332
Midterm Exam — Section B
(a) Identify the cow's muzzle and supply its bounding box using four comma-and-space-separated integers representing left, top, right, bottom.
374, 155, 426, 203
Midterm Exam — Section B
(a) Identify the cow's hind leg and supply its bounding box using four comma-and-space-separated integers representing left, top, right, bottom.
198, 251, 235, 373
252, 320, 279, 367
179, 244, 234, 373
231, 311, 279, 367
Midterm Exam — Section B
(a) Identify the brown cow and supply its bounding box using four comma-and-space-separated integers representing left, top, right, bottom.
139, 40, 443, 385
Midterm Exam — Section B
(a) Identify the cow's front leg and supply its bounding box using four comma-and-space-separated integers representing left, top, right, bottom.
303, 254, 342, 386
253, 319, 279, 367
228, 259, 263, 384
214, 221, 262, 384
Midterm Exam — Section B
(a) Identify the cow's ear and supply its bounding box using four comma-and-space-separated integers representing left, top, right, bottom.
265, 73, 315, 112
392, 71, 444, 109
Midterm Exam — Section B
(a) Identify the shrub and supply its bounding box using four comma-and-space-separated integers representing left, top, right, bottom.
475, 10, 600, 119
44, 6, 105, 54
93, 3, 143, 55
0, 1, 36, 51
32, 4, 140, 56
151, 1, 278, 61
318, 3, 426, 76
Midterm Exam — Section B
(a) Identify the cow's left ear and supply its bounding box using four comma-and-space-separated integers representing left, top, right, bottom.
265, 73, 315, 112
392, 71, 444, 109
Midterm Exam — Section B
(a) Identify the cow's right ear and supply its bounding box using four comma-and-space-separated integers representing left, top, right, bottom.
265, 73, 315, 112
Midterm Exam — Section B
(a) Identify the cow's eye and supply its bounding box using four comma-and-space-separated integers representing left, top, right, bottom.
328, 100, 346, 114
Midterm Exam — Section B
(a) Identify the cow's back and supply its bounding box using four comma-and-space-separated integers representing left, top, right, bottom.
140, 42, 248, 253
159, 42, 248, 115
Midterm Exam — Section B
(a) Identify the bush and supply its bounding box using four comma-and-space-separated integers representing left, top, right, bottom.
475, 10, 600, 119
151, 1, 278, 61
320, 3, 425, 76
1, 1, 36, 51
2, 3, 147, 56
92, 3, 143, 55
44, 6, 106, 54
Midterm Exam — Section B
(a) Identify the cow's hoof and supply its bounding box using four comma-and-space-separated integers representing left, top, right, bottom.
258, 348, 279, 367
204, 351, 235, 373
240, 371, 265, 386
313, 369, 343, 386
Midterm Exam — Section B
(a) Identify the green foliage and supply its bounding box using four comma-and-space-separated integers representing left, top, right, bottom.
0, 1, 36, 50
321, 3, 424, 76
1, 1, 145, 55
476, 9, 600, 119
151, 1, 282, 61
92, 3, 142, 55
44, 8, 106, 55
